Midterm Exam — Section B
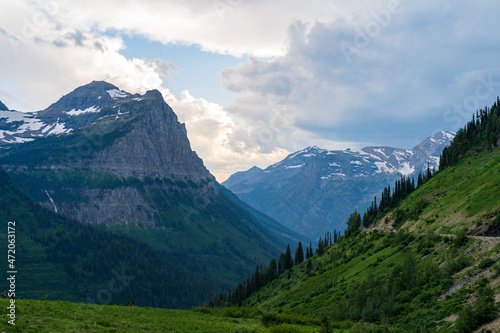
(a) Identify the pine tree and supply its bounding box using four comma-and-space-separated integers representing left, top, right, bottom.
285, 244, 293, 270
346, 210, 361, 237
254, 266, 261, 291
317, 237, 324, 256
268, 257, 277, 281
295, 242, 304, 265
306, 259, 312, 275
278, 252, 286, 275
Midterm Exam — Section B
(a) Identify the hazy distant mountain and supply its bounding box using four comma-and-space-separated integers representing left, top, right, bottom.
223, 131, 455, 239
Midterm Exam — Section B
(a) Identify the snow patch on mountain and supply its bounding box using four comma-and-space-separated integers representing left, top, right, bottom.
66, 106, 100, 116
444, 131, 456, 140
41, 118, 72, 135
0, 134, 35, 143
321, 172, 346, 179
375, 161, 397, 174
17, 117, 45, 132
374, 148, 388, 157
398, 162, 415, 176
107, 89, 128, 99
285, 164, 305, 169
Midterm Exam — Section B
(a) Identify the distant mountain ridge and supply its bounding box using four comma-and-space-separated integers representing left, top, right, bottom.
223, 131, 455, 239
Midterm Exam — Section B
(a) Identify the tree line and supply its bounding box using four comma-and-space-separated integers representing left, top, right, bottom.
440, 97, 500, 170
207, 230, 342, 308
0, 167, 225, 309
346, 169, 435, 236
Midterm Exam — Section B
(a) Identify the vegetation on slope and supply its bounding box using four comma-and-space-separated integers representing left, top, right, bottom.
0, 167, 225, 308
440, 98, 500, 170
4, 167, 290, 286
205, 99, 500, 331
2, 299, 321, 332
379, 148, 500, 235
228, 227, 499, 331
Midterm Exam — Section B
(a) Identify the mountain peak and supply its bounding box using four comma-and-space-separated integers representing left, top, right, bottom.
411, 131, 455, 154
436, 130, 456, 141
247, 166, 263, 172
84, 80, 120, 91
144, 89, 163, 99
305, 145, 326, 152
0, 100, 8, 111
40, 81, 131, 119
287, 146, 327, 159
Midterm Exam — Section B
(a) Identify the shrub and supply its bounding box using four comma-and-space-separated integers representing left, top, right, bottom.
493, 263, 500, 276
453, 229, 468, 248
478, 258, 495, 270
455, 286, 497, 332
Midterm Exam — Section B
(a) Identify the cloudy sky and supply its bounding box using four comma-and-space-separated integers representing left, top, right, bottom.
1, 0, 500, 181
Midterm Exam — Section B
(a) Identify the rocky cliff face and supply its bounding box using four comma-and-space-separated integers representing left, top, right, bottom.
0, 81, 303, 290
87, 90, 211, 180
2, 83, 215, 227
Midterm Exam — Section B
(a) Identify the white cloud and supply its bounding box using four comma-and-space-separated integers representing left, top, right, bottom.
1, 0, 500, 181
166, 90, 290, 181
221, 0, 500, 152
18, 0, 345, 58
0, 0, 353, 180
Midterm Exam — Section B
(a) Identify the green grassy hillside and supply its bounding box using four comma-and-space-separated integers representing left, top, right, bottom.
242, 229, 498, 331
2, 299, 321, 332
376, 148, 500, 235
220, 148, 500, 332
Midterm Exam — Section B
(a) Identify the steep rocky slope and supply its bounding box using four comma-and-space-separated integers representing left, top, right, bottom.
0, 81, 303, 287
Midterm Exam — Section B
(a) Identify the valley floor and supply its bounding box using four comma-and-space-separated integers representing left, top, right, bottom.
1, 299, 320, 332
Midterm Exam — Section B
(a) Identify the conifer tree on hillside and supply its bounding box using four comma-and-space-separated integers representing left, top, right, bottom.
346, 210, 361, 236
285, 244, 293, 270
440, 98, 500, 170
295, 242, 304, 265
268, 258, 277, 281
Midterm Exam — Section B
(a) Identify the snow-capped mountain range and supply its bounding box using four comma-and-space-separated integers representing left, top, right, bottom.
0, 81, 135, 147
223, 131, 455, 239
